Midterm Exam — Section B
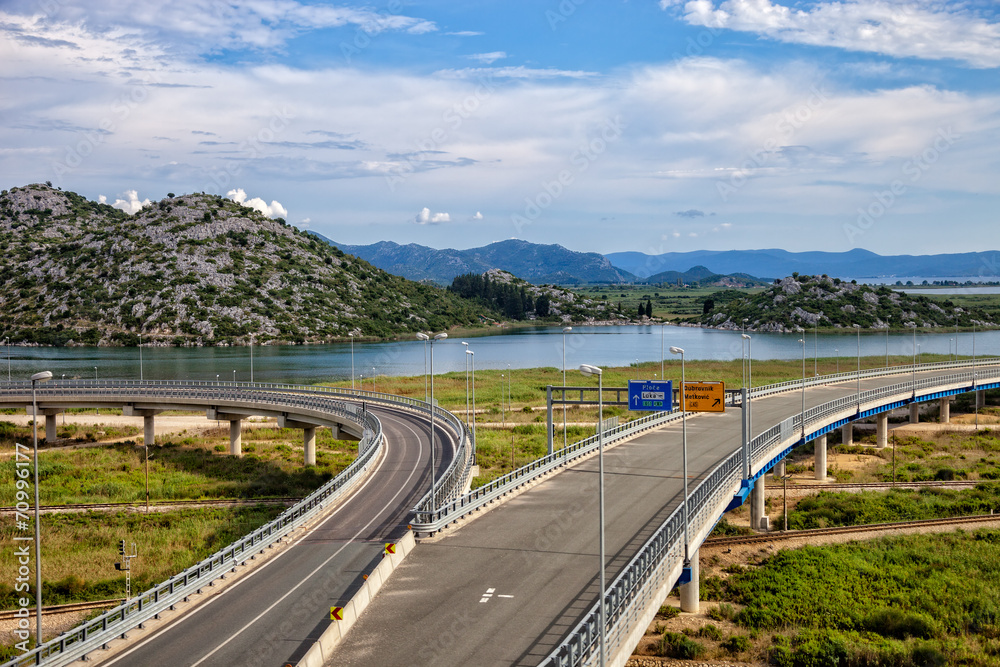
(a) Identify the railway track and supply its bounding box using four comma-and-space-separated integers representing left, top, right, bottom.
0, 599, 124, 621
0, 497, 302, 514
784, 480, 983, 491
704, 513, 1000, 548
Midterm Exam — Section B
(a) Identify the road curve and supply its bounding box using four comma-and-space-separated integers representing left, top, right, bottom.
329, 366, 995, 666
92, 403, 457, 667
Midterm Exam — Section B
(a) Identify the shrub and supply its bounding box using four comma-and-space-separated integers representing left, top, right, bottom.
657, 631, 704, 660
721, 634, 752, 654
910, 643, 947, 667
698, 623, 723, 640
865, 608, 937, 639
657, 604, 680, 620
708, 602, 737, 622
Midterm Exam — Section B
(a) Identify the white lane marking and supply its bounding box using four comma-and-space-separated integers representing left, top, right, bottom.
104, 409, 426, 667
497, 595, 514, 599
480, 587, 514, 602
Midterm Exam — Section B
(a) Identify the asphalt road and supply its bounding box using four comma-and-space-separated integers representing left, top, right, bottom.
330, 368, 982, 666
94, 403, 457, 667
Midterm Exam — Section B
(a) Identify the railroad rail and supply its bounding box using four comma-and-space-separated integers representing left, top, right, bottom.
0, 497, 302, 514
0, 600, 124, 621
704, 513, 1000, 548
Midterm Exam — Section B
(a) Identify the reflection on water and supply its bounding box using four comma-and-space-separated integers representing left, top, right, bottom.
4, 325, 998, 385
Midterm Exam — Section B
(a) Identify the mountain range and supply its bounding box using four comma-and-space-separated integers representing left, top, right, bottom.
322, 238, 635, 285
607, 248, 1000, 281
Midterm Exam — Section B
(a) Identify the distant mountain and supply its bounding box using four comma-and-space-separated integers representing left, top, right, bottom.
607, 249, 1000, 281
644, 265, 766, 287
325, 239, 635, 285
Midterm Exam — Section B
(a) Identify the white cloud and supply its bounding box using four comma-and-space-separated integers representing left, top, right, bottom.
227, 188, 288, 219
415, 207, 451, 224
471, 211, 484, 220
434, 66, 596, 79
669, 0, 1000, 68
467, 51, 507, 64
100, 190, 150, 214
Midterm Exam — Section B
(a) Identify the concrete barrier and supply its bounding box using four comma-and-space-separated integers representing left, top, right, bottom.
296, 530, 416, 667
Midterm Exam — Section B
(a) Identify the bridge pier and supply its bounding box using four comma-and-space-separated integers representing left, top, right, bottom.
230, 419, 243, 457
773, 460, 786, 479
679, 548, 700, 613
909, 403, 919, 424
26, 407, 63, 443
841, 423, 853, 447
814, 435, 828, 481
304, 427, 317, 466
123, 406, 163, 447
876, 412, 888, 450
939, 397, 950, 423
750, 477, 767, 531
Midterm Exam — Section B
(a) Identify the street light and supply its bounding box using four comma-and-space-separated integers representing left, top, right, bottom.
138, 332, 143, 382
578, 363, 605, 667
562, 327, 572, 452
31, 369, 52, 645
462, 342, 470, 428
835, 348, 839, 374
95, 366, 98, 415
4, 337, 9, 382
742, 334, 752, 441
233, 369, 236, 384
348, 332, 355, 390
854, 325, 861, 411
668, 346, 692, 617
814, 320, 818, 376
417, 332, 447, 510
372, 367, 376, 393
249, 333, 254, 383
466, 349, 476, 464
798, 338, 806, 438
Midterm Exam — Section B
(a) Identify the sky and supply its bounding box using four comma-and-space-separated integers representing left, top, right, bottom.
1, 0, 999, 257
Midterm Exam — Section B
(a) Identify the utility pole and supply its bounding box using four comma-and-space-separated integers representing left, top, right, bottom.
115, 540, 138, 599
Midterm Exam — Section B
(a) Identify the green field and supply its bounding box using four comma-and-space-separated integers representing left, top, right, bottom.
574, 284, 763, 321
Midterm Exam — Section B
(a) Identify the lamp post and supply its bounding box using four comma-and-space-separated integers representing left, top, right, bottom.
886, 327, 889, 369
31, 370, 52, 645
372, 367, 376, 393
563, 327, 572, 452
417, 332, 447, 511
506, 364, 512, 425
462, 342, 470, 427
138, 332, 143, 382
500, 374, 505, 428
798, 337, 806, 438
660, 323, 665, 381
911, 326, 917, 397
422, 336, 429, 402
233, 369, 236, 384
855, 325, 861, 411
835, 348, 839, 374
578, 363, 605, 667
742, 334, 752, 438
95, 366, 98, 415
814, 320, 818, 376
668, 346, 692, 612
348, 332, 355, 390
249, 333, 254, 383
4, 337, 9, 382
466, 349, 476, 464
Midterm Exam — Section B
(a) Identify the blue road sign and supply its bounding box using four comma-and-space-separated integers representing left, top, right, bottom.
627, 380, 672, 412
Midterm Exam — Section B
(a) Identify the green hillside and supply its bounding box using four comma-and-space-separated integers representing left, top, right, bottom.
700, 274, 997, 332
0, 184, 487, 346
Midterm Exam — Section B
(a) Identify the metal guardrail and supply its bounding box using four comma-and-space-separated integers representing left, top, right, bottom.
540, 359, 1000, 666
0, 380, 469, 667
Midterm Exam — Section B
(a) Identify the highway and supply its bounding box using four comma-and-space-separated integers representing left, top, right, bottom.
330, 367, 989, 666
92, 403, 457, 667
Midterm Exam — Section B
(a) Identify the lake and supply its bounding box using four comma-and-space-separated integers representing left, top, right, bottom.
5, 325, 999, 385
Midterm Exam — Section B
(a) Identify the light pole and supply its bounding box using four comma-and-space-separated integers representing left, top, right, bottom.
506, 364, 512, 426
660, 323, 665, 381
814, 320, 818, 376
798, 337, 806, 438
233, 369, 236, 384
579, 363, 605, 667
835, 348, 839, 374
348, 332, 355, 390
417, 332, 447, 511
249, 333, 254, 383
634, 358, 639, 381
94, 366, 98, 415
138, 332, 143, 382
563, 327, 572, 452
886, 327, 889, 368
500, 374, 505, 428
950, 338, 954, 363
466, 349, 476, 464
4, 337, 9, 382
669, 347, 692, 614
462, 342, 470, 426
911, 326, 917, 397
742, 334, 752, 438
422, 336, 429, 402
31, 370, 52, 645
372, 367, 376, 393
855, 325, 861, 411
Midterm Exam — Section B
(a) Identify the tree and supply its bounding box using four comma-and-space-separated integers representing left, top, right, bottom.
703, 298, 715, 314
645, 298, 653, 318
535, 294, 550, 317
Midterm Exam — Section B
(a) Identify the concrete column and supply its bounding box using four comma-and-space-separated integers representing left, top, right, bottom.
229, 419, 242, 457
679, 547, 700, 613
773, 460, 786, 479
330, 423, 340, 440
750, 476, 766, 532
977, 390, 986, 410
939, 397, 950, 424
143, 415, 155, 447
876, 413, 888, 450
909, 403, 919, 424
304, 427, 317, 466
44, 414, 57, 443
814, 435, 827, 481
841, 423, 853, 447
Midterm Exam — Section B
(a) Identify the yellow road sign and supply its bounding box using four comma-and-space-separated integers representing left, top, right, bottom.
385, 542, 396, 555
330, 606, 343, 621
682, 381, 725, 412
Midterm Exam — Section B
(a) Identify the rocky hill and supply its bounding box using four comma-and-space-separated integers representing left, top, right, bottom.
0, 184, 487, 346
452, 269, 622, 323
700, 274, 997, 332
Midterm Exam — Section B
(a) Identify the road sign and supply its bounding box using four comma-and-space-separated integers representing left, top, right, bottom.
627, 380, 672, 412
682, 381, 725, 412
330, 606, 343, 621
384, 543, 395, 555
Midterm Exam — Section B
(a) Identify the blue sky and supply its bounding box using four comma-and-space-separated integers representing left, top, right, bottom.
1, 0, 998, 257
